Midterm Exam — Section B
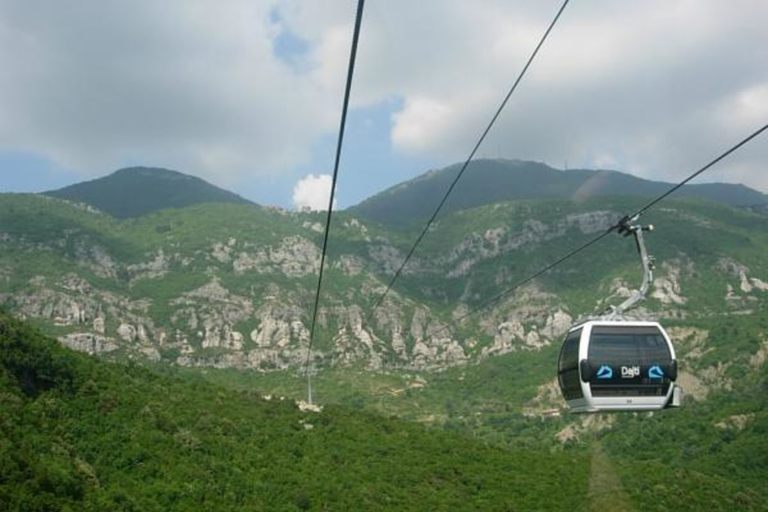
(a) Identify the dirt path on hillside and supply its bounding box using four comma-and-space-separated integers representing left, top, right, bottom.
586, 444, 636, 512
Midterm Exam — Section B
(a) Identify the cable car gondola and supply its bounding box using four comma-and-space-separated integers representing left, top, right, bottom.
558, 319, 678, 412
557, 218, 682, 412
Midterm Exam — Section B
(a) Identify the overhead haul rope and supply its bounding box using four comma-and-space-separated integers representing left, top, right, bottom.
304, 0, 366, 405
621, 123, 768, 223
427, 123, 768, 338
363, 0, 571, 326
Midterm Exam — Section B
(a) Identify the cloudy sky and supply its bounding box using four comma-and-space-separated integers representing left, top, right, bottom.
1, 0, 766, 210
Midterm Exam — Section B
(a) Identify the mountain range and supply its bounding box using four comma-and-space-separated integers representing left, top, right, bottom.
39, 160, 768, 222
349, 159, 768, 224
2, 161, 766, 375
2, 161, 768, 509
0, 162, 765, 391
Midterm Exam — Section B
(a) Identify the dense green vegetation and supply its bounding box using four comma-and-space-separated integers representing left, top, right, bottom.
3, 310, 768, 511
1, 311, 596, 511
151, 311, 768, 510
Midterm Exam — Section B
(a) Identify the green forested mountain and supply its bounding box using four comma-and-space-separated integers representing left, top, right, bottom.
348, 159, 768, 225
1, 187, 767, 377
2, 165, 768, 510
43, 167, 253, 219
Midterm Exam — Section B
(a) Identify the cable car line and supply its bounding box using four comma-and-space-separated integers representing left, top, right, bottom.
363, 0, 571, 327
427, 122, 768, 339
555, 124, 766, 412
622, 123, 768, 223
304, 0, 366, 405
427, 226, 614, 339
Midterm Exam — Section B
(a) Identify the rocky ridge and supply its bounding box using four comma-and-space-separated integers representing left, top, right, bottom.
2, 194, 767, 381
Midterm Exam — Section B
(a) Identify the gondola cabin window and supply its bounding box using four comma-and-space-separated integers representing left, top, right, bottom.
558, 328, 583, 400
588, 325, 671, 365
586, 324, 675, 398
557, 321, 678, 412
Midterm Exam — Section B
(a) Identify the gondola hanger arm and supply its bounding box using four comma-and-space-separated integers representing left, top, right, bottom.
604, 218, 655, 320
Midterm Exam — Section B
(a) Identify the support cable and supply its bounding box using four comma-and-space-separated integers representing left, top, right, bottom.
304, 0, 366, 404
364, 0, 571, 325
427, 123, 768, 338
623, 123, 768, 222
428, 228, 614, 338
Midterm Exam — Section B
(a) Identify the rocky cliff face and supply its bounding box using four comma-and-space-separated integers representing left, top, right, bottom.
2, 196, 766, 377
1, 218, 573, 371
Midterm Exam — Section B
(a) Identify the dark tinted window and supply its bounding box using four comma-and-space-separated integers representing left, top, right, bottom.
559, 368, 583, 400
591, 384, 670, 397
558, 328, 583, 400
558, 328, 582, 372
588, 326, 671, 365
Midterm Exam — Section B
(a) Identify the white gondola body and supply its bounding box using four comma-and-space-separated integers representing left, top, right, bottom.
558, 320, 677, 413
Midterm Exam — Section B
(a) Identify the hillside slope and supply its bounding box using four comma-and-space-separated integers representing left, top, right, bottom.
3, 311, 767, 511
44, 166, 253, 218
1, 192, 766, 375
0, 311, 592, 511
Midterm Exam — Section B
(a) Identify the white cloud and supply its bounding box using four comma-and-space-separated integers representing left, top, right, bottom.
313, 0, 768, 190
292, 173, 336, 211
0, 0, 338, 184
392, 97, 453, 154
0, 0, 766, 199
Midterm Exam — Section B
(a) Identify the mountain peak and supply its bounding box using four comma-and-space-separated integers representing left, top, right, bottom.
111, 166, 202, 180
44, 167, 254, 218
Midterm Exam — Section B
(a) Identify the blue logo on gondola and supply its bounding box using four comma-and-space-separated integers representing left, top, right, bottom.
648, 365, 664, 379
596, 365, 613, 379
